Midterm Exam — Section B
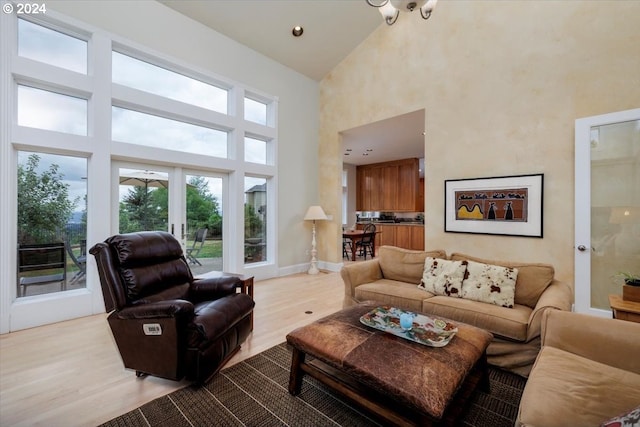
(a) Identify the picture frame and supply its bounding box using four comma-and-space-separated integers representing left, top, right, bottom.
444, 174, 544, 238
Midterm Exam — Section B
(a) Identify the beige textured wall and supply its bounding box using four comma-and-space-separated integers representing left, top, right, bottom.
319, 1, 640, 285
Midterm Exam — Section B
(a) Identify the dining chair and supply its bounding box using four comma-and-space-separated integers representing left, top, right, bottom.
342, 227, 353, 260
355, 223, 376, 260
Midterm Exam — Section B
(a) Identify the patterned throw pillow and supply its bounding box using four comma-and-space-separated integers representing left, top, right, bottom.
419, 257, 467, 298
461, 260, 517, 308
600, 405, 640, 427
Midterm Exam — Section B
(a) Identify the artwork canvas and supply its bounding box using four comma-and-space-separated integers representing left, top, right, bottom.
445, 174, 543, 237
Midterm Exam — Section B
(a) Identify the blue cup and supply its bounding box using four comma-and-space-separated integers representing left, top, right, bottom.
399, 313, 414, 331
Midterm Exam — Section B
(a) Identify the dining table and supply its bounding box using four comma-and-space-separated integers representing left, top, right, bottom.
342, 229, 381, 262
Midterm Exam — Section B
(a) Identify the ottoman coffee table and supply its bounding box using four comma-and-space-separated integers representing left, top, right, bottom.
286, 302, 493, 426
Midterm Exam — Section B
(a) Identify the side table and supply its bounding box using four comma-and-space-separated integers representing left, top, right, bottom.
197, 270, 254, 330
609, 294, 640, 323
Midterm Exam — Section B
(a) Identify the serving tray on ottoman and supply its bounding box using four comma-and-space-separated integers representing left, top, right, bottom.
286, 302, 493, 426
360, 305, 458, 347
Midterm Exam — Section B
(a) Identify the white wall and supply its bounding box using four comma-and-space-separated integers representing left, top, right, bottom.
48, 0, 320, 271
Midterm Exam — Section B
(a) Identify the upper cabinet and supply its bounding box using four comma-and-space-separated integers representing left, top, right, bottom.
356, 158, 422, 212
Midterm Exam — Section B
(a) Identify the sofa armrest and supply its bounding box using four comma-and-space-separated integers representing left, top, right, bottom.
341, 259, 383, 307
542, 309, 640, 374
525, 279, 572, 341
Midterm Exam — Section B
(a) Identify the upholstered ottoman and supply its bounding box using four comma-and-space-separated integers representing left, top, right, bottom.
286, 302, 493, 426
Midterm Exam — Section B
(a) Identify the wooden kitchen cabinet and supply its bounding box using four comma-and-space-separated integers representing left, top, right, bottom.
356, 158, 420, 211
374, 224, 396, 250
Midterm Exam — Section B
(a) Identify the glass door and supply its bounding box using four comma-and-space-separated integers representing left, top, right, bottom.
118, 166, 170, 233
183, 173, 224, 275
575, 109, 640, 316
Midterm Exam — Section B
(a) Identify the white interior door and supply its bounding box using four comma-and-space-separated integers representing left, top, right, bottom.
575, 108, 640, 316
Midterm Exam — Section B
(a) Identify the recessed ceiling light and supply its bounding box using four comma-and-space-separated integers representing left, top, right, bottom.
292, 26, 304, 37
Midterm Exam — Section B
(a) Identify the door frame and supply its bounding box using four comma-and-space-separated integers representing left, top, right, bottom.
574, 107, 640, 317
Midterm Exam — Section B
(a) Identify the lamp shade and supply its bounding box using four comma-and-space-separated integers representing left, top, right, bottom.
304, 205, 328, 221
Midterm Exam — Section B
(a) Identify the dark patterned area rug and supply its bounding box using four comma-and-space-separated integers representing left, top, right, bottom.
100, 343, 526, 427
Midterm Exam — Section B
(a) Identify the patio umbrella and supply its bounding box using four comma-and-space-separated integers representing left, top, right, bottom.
119, 170, 169, 230
119, 170, 169, 189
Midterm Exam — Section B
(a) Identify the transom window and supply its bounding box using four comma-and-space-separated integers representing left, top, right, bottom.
18, 85, 87, 135
112, 107, 228, 158
18, 18, 87, 74
112, 51, 228, 114
244, 97, 267, 125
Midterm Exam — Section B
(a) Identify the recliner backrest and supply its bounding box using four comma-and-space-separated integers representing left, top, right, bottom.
91, 231, 193, 311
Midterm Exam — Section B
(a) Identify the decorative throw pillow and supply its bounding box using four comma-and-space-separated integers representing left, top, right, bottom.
418, 257, 467, 298
461, 260, 517, 308
600, 405, 640, 427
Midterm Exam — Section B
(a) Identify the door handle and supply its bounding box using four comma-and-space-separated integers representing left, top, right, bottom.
577, 245, 587, 252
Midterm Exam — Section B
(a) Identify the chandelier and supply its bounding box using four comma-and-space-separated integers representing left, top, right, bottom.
366, 0, 438, 26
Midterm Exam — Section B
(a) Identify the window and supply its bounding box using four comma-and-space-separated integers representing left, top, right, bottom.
18, 86, 87, 135
112, 107, 228, 158
244, 176, 267, 264
17, 151, 87, 297
245, 136, 267, 164
112, 51, 227, 114
244, 97, 267, 125
18, 18, 87, 74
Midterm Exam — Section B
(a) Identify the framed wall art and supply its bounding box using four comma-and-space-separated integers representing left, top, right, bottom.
444, 174, 544, 238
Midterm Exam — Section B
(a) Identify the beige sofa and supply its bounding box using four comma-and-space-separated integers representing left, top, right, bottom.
341, 246, 573, 376
517, 310, 640, 426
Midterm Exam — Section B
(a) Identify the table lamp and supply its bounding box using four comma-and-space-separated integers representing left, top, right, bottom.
304, 205, 328, 275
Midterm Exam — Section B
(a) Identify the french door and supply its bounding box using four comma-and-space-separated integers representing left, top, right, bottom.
574, 108, 640, 316
115, 162, 225, 272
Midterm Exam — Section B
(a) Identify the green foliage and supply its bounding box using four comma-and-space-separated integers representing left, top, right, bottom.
17, 154, 77, 244
186, 176, 222, 237
244, 204, 264, 238
118, 175, 222, 236
119, 186, 168, 233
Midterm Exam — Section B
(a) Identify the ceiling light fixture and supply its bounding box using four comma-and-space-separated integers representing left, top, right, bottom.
292, 26, 304, 37
366, 0, 438, 26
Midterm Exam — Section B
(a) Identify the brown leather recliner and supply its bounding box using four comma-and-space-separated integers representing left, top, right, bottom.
89, 231, 254, 383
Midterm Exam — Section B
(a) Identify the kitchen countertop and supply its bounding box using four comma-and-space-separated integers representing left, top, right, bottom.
356, 221, 424, 226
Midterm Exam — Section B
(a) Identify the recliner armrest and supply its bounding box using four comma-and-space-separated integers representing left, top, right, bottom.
190, 276, 242, 303
115, 300, 194, 320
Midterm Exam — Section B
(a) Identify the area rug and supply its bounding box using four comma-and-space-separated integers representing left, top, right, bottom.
99, 342, 526, 427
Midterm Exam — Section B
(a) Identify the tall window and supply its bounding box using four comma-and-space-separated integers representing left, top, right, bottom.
244, 176, 267, 264
17, 152, 87, 297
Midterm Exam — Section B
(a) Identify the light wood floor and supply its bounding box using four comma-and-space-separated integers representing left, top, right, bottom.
0, 270, 346, 427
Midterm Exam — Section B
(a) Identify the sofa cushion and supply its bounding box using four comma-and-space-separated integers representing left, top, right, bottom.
378, 246, 447, 284
419, 257, 466, 297
355, 279, 434, 313
518, 346, 640, 427
461, 260, 517, 308
450, 253, 554, 308
422, 296, 531, 341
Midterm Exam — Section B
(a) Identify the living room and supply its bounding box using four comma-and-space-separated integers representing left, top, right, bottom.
1, 1, 639, 426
